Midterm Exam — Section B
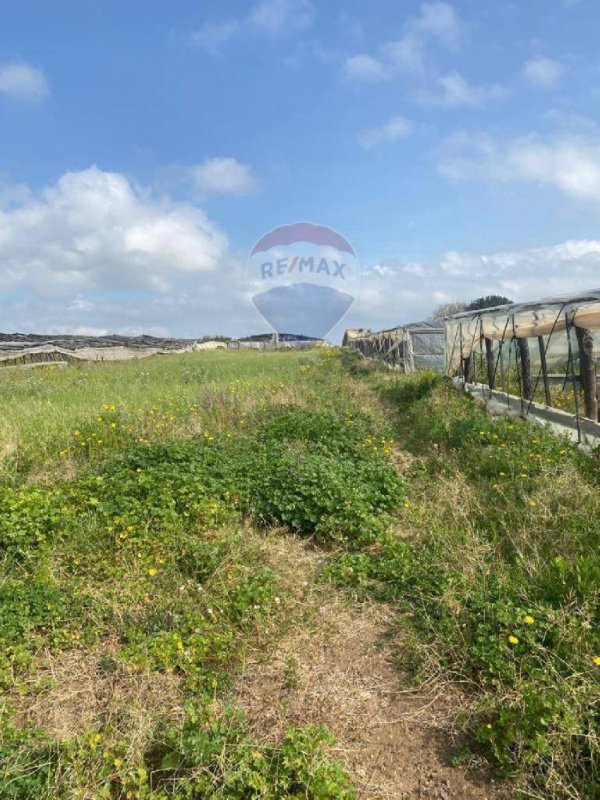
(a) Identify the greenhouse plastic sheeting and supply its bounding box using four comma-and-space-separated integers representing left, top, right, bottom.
445, 289, 600, 375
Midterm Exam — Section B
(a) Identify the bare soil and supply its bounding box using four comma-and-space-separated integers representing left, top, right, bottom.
234, 535, 510, 800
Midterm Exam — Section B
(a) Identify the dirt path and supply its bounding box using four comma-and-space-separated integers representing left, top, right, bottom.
234, 535, 508, 800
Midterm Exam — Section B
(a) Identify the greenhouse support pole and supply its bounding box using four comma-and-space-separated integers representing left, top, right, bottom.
485, 337, 495, 390
406, 331, 416, 373
575, 326, 598, 421
463, 355, 473, 383
517, 338, 533, 401
537, 336, 552, 407
565, 314, 582, 443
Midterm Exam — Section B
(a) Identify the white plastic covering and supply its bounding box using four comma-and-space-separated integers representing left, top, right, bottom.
445, 289, 600, 375
344, 321, 445, 372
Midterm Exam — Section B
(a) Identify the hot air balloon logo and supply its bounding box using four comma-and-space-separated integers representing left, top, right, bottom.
246, 222, 360, 339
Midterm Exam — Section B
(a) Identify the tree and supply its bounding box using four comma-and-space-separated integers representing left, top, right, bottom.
465, 295, 512, 312
429, 301, 467, 321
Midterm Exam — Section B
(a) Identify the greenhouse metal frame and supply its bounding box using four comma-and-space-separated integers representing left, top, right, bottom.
445, 289, 600, 446
344, 321, 445, 372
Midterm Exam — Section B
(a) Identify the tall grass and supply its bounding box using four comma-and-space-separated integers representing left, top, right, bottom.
0, 350, 316, 482
0, 348, 395, 800
331, 353, 600, 799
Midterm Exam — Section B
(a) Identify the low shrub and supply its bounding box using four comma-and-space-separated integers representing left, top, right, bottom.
0, 707, 354, 800
330, 368, 600, 798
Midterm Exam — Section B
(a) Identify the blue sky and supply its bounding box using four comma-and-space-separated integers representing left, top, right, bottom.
2, 0, 600, 340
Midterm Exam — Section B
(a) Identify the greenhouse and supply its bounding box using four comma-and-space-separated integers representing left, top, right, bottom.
344, 321, 445, 372
445, 289, 600, 445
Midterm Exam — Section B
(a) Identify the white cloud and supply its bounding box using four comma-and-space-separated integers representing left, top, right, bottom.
190, 20, 240, 54
411, 1, 464, 49
67, 325, 109, 336
344, 1, 465, 82
419, 71, 506, 107
436, 240, 600, 298
544, 109, 598, 134
0, 166, 229, 296
438, 131, 600, 201
0, 61, 49, 101
191, 0, 314, 52
189, 158, 257, 196
357, 115, 413, 148
523, 55, 563, 89
343, 54, 387, 82
4, 169, 600, 340
331, 239, 600, 337
68, 297, 96, 312
380, 35, 428, 75
250, 0, 314, 34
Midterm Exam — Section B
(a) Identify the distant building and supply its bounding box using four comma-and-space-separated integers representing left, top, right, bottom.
342, 328, 371, 347
227, 332, 323, 350
343, 321, 445, 372
194, 340, 227, 350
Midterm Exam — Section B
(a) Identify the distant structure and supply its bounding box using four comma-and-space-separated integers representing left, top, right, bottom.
0, 330, 325, 371
0, 332, 198, 369
195, 340, 227, 350
343, 321, 445, 372
342, 328, 371, 347
444, 288, 600, 446
227, 332, 323, 350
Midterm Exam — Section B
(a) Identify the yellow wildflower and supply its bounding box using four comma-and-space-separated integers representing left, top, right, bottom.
524, 615, 535, 625
594, 655, 600, 666
508, 635, 519, 645
148, 568, 157, 577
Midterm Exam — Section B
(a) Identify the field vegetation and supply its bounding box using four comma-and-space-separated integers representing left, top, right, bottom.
0, 348, 598, 799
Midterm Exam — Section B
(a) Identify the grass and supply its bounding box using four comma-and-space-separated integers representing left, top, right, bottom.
0, 347, 598, 798
331, 351, 600, 799
0, 350, 313, 483
0, 347, 398, 799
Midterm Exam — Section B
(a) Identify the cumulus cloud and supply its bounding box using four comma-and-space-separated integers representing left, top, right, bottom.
250, 0, 314, 34
344, 54, 388, 82
188, 158, 257, 196
418, 71, 506, 107
0, 61, 49, 101
191, 0, 314, 53
189, 21, 240, 55
331, 239, 600, 338
343, 1, 465, 82
523, 55, 563, 89
0, 166, 229, 297
438, 131, 600, 201
3, 169, 600, 340
357, 115, 413, 148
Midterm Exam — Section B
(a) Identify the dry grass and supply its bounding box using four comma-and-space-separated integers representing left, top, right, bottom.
10, 639, 185, 744
231, 533, 508, 800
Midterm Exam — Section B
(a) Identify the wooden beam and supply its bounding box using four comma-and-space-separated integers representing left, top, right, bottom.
484, 338, 495, 390
575, 326, 598, 421
463, 355, 474, 383
537, 336, 552, 407
517, 338, 533, 400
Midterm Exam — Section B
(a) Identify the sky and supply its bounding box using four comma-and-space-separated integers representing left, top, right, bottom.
2, 0, 600, 340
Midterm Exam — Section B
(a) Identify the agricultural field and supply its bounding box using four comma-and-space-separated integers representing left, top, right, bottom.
0, 348, 598, 799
